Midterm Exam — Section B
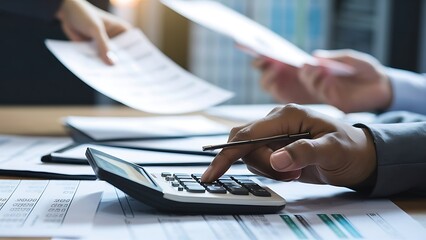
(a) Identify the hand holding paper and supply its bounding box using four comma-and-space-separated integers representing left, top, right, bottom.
46, 29, 233, 114
161, 0, 354, 76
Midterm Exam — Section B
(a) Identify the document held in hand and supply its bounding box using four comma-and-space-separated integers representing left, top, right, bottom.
46, 29, 233, 114
162, 0, 354, 76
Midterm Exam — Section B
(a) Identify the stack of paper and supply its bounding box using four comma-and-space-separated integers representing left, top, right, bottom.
65, 115, 230, 141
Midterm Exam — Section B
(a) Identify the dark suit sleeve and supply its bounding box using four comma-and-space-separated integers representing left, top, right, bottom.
0, 0, 63, 21
355, 122, 426, 197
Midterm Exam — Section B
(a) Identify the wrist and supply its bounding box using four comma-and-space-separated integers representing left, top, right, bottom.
376, 73, 393, 112
56, 0, 85, 20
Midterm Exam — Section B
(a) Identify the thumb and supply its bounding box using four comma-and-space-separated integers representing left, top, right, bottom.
92, 28, 115, 65
312, 49, 356, 76
270, 136, 336, 172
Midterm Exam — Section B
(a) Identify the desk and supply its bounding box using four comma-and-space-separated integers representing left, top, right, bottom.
1, 105, 426, 229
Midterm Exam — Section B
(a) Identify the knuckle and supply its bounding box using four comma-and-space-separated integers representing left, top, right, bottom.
229, 126, 243, 137
325, 134, 340, 147
282, 103, 308, 117
232, 127, 252, 141
290, 139, 315, 160
283, 103, 301, 112
296, 139, 315, 150
269, 106, 285, 114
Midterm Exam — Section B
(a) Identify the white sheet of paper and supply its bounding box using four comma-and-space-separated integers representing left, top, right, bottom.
205, 104, 376, 124
45, 29, 233, 114
205, 104, 345, 123
0, 135, 95, 178
77, 181, 426, 240
0, 180, 103, 238
65, 115, 230, 141
161, 0, 354, 75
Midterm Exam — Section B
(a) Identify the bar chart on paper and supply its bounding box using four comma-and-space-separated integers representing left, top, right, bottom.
82, 183, 426, 240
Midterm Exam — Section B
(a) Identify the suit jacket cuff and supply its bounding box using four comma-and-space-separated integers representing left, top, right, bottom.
355, 123, 426, 197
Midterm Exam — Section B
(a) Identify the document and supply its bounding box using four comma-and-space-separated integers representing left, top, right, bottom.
79, 180, 425, 240
0, 135, 95, 179
46, 29, 233, 114
0, 180, 104, 238
65, 115, 230, 141
161, 0, 354, 75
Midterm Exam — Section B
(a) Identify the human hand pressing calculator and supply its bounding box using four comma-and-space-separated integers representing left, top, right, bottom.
85, 148, 286, 214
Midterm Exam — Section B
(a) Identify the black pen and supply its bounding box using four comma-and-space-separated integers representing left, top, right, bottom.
202, 132, 311, 151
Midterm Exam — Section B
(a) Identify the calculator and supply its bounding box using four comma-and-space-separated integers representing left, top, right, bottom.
85, 148, 286, 214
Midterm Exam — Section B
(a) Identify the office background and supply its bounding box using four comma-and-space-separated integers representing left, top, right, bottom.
1, 0, 425, 105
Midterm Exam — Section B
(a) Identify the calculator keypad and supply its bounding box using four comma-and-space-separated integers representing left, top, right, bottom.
161, 172, 271, 197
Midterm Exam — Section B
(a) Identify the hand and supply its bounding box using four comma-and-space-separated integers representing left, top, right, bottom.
253, 57, 321, 104
201, 104, 377, 188
56, 0, 132, 65
299, 49, 392, 113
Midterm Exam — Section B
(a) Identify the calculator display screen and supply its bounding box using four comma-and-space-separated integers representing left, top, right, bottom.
95, 154, 157, 187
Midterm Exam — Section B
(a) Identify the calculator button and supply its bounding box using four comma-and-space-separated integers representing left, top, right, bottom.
165, 176, 175, 181
205, 185, 227, 194
249, 189, 271, 197
191, 173, 202, 179
236, 179, 256, 185
224, 185, 249, 195
218, 176, 233, 181
171, 181, 180, 187
183, 184, 206, 193
161, 172, 171, 177
217, 179, 235, 184
242, 184, 271, 197
221, 182, 240, 187
178, 179, 197, 184
174, 174, 192, 178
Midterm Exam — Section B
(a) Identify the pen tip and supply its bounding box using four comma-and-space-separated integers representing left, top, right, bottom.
202, 145, 211, 151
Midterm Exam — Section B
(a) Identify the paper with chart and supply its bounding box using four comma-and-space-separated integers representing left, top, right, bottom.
162, 0, 354, 75
79, 181, 425, 240
45, 29, 233, 114
0, 180, 103, 237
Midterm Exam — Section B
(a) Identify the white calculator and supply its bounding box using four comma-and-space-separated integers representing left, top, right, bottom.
85, 148, 286, 214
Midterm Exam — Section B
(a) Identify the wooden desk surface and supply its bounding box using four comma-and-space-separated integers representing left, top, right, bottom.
0, 105, 237, 136
0, 105, 425, 229
0, 105, 148, 136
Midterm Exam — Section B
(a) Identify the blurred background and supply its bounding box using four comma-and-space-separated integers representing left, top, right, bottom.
2, 0, 425, 106
131, 0, 426, 105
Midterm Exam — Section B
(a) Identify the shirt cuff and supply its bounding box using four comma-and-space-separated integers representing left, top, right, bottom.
387, 68, 426, 115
